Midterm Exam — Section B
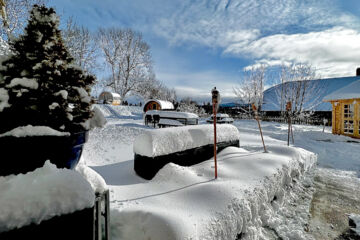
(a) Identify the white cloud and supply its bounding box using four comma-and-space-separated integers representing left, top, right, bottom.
227, 27, 360, 77
156, 70, 238, 101
153, 0, 359, 48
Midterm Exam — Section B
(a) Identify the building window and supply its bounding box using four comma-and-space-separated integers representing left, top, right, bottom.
344, 120, 354, 134
344, 104, 354, 118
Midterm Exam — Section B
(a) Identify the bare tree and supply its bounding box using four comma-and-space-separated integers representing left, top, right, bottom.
177, 97, 205, 116
275, 63, 322, 117
62, 18, 98, 74
233, 65, 266, 112
97, 28, 153, 101
0, 0, 47, 41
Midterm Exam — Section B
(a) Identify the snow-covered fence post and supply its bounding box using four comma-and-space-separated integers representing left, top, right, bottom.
211, 87, 220, 179
252, 103, 267, 152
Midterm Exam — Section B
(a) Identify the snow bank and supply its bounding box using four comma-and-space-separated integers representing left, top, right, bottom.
76, 163, 108, 193
111, 145, 316, 240
133, 124, 239, 157
0, 125, 70, 137
0, 161, 94, 232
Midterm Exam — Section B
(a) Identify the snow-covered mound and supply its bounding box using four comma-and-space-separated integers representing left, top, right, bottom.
133, 124, 239, 157
110, 145, 316, 239
95, 104, 142, 119
0, 161, 94, 232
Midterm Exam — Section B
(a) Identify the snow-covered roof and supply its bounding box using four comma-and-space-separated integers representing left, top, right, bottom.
144, 99, 174, 111
262, 76, 360, 111
99, 91, 121, 99
323, 79, 360, 101
145, 110, 199, 119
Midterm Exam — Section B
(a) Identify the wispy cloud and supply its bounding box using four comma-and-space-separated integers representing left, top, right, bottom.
153, 0, 359, 48
228, 27, 360, 77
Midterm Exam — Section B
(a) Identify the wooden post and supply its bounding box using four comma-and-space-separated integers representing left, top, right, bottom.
252, 103, 267, 152
213, 103, 217, 179
286, 102, 292, 146
211, 87, 220, 179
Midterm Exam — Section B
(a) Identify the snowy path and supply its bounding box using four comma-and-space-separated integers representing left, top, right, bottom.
309, 168, 360, 240
234, 120, 360, 239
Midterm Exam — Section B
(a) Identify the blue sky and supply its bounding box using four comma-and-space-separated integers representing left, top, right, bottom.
49, 0, 360, 102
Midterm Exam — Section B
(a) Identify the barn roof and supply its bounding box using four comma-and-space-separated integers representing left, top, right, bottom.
143, 99, 174, 111
323, 79, 360, 101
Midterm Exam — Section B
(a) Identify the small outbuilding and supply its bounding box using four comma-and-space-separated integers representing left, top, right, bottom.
143, 99, 174, 112
98, 92, 121, 105
323, 79, 360, 138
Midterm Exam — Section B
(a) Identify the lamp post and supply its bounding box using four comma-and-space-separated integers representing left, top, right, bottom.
211, 87, 220, 179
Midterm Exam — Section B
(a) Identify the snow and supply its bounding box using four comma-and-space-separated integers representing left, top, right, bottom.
76, 163, 108, 194
323, 79, 360, 101
158, 118, 184, 126
349, 214, 360, 235
73, 86, 91, 103
3, 105, 356, 239
90, 105, 107, 129
54, 90, 68, 99
0, 125, 70, 137
6, 77, 39, 89
133, 124, 239, 157
0, 88, 10, 111
145, 110, 199, 119
0, 161, 94, 232
48, 102, 59, 110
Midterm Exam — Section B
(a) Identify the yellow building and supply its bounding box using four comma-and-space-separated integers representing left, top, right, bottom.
323, 79, 360, 138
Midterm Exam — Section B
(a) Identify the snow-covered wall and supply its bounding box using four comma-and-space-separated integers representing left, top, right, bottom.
0, 161, 95, 232
133, 124, 239, 157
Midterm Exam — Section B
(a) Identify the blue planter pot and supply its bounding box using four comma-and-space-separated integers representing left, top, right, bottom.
0, 131, 88, 176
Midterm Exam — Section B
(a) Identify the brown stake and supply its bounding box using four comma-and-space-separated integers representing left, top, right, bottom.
213, 103, 217, 179
211, 87, 220, 179
252, 104, 266, 152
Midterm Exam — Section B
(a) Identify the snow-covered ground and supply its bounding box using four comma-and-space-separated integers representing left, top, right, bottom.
82, 105, 360, 239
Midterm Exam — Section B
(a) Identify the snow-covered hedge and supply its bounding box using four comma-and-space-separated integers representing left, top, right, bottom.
0, 161, 95, 232
133, 124, 240, 179
134, 124, 239, 157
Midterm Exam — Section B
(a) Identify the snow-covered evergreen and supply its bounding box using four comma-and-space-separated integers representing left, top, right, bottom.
0, 5, 95, 134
